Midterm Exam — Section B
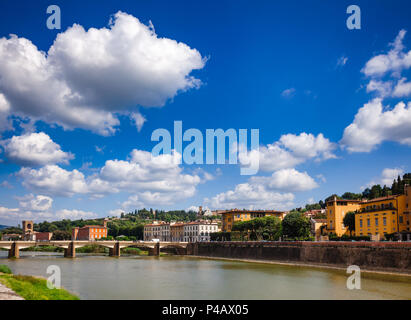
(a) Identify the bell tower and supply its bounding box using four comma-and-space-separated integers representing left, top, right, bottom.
22, 220, 34, 234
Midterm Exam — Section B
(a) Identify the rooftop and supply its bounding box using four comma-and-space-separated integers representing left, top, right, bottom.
360, 196, 398, 204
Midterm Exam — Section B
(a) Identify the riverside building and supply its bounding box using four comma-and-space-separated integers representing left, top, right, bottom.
183, 221, 219, 242
72, 221, 108, 240
220, 209, 286, 232
326, 185, 411, 240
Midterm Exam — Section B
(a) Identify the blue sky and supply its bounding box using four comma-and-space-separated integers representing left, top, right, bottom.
0, 0, 411, 225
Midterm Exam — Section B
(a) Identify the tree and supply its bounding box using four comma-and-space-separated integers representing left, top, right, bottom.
343, 211, 356, 235
52, 230, 72, 240
370, 185, 382, 199
362, 188, 371, 199
341, 192, 362, 200
318, 200, 325, 209
232, 216, 282, 241
281, 212, 310, 239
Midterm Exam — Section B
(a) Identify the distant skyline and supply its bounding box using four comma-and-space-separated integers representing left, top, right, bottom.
0, 0, 411, 225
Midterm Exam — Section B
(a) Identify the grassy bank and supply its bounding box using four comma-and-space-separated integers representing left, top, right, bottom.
0, 264, 79, 300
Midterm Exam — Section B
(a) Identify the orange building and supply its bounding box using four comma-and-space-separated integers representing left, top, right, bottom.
72, 223, 108, 240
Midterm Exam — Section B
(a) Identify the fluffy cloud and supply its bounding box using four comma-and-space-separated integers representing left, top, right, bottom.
342, 30, 411, 152
0, 204, 97, 224
239, 132, 336, 172
341, 99, 411, 152
393, 78, 411, 97
250, 168, 318, 192
365, 168, 404, 188
108, 209, 125, 217
204, 183, 295, 210
55, 209, 97, 220
361, 30, 411, 99
130, 112, 147, 132
279, 133, 336, 160
362, 30, 411, 77
19, 165, 90, 197
0, 11, 206, 135
17, 194, 53, 211
18, 149, 202, 207
2, 132, 73, 166
366, 80, 393, 97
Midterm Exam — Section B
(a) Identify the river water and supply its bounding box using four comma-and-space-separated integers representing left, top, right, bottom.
0, 251, 410, 299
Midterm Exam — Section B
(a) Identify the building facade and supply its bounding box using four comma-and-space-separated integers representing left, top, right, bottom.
326, 185, 411, 239
325, 198, 361, 236
144, 221, 218, 242
72, 224, 108, 240
220, 210, 286, 232
170, 223, 185, 242
144, 222, 171, 241
183, 221, 219, 242
310, 218, 327, 241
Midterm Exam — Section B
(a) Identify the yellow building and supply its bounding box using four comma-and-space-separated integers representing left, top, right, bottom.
326, 185, 411, 239
221, 209, 286, 232
355, 186, 410, 238
326, 198, 361, 236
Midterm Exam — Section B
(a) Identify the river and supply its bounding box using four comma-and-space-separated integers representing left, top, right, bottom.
0, 251, 410, 299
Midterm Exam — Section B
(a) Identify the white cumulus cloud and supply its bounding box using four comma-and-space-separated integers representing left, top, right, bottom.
0, 11, 206, 135
365, 168, 404, 188
239, 132, 336, 172
18, 149, 202, 208
341, 99, 411, 152
17, 194, 53, 211
362, 30, 411, 77
250, 168, 319, 192
2, 132, 73, 166
204, 183, 294, 210
55, 209, 97, 220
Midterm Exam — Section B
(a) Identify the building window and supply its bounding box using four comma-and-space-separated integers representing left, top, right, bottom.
367, 219, 370, 227
375, 218, 378, 226
383, 217, 387, 226
359, 219, 363, 227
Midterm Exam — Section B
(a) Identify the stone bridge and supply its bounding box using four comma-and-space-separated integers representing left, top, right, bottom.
0, 240, 189, 258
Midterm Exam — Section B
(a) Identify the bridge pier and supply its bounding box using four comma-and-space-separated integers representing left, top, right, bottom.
64, 241, 76, 258
109, 242, 121, 257
148, 242, 160, 256
8, 242, 19, 259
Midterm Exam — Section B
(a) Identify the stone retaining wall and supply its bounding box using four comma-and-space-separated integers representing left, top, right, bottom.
187, 241, 411, 273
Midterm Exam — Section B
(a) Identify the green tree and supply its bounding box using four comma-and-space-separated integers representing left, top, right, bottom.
341, 192, 362, 200
343, 211, 356, 235
52, 230, 72, 240
281, 211, 310, 239
370, 185, 382, 199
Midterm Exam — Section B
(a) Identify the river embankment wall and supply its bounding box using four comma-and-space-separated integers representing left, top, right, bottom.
186, 241, 411, 274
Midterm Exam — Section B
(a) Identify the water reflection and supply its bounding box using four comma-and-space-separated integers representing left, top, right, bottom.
0, 252, 410, 300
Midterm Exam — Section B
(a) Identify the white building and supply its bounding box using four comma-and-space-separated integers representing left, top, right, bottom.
183, 221, 219, 242
144, 221, 172, 241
